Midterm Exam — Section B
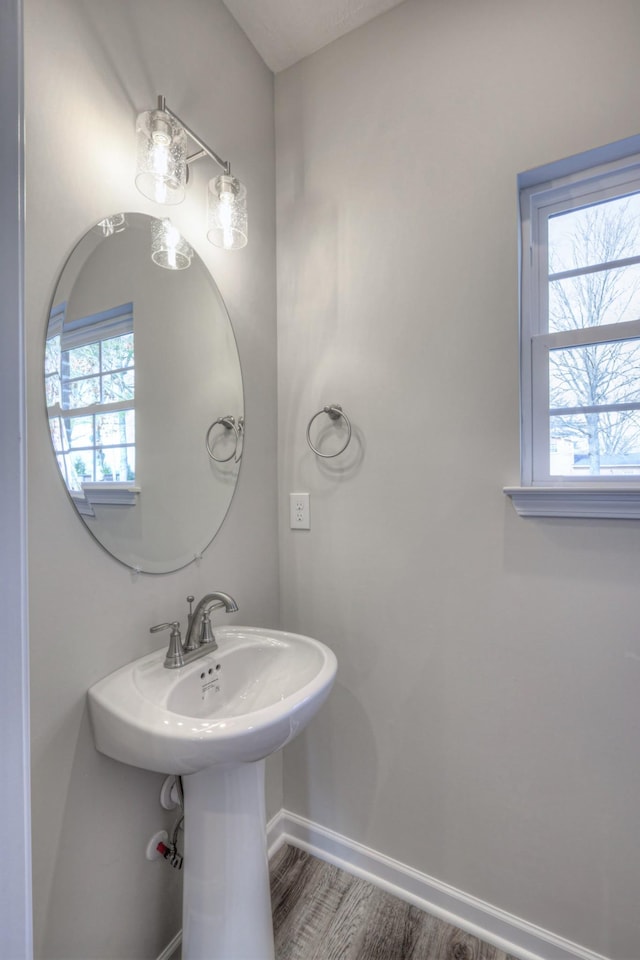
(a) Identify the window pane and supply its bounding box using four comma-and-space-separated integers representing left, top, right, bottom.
48, 417, 62, 451
550, 411, 640, 477
123, 409, 135, 441
549, 262, 640, 332
96, 410, 133, 445
96, 449, 116, 480
56, 453, 66, 474
95, 408, 135, 481
102, 333, 134, 372
67, 342, 99, 378
549, 192, 640, 274
126, 448, 135, 478
100, 446, 135, 481
64, 416, 94, 449
549, 337, 640, 411
69, 452, 93, 483
44, 336, 60, 375
65, 375, 100, 408
45, 374, 60, 407
102, 369, 134, 402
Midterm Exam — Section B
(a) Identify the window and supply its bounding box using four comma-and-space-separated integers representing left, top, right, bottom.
506, 137, 640, 518
46, 302, 135, 496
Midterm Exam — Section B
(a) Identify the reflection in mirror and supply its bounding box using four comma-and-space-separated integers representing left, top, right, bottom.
44, 213, 243, 574
46, 300, 136, 494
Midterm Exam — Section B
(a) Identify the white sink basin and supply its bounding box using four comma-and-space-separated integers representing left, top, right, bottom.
89, 624, 337, 959
88, 626, 337, 775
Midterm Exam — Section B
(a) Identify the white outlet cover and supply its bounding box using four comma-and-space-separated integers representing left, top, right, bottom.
289, 492, 310, 529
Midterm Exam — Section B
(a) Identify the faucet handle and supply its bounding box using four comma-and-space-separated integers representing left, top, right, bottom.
150, 621, 184, 669
150, 620, 180, 634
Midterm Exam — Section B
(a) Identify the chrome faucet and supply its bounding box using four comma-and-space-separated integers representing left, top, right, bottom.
150, 591, 238, 669
184, 592, 238, 651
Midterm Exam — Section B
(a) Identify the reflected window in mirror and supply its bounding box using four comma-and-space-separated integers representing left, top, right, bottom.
46, 301, 135, 493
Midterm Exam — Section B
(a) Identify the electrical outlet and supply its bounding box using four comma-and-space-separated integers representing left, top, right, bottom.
289, 492, 310, 529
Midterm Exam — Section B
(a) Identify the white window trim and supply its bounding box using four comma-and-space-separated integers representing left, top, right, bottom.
505, 134, 640, 519
71, 482, 141, 516
504, 485, 640, 519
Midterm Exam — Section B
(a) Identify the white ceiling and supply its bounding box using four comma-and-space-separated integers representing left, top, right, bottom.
221, 0, 407, 73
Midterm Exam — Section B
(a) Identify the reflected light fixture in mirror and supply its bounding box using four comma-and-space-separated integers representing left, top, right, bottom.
98, 213, 127, 237
135, 95, 248, 251
151, 218, 193, 270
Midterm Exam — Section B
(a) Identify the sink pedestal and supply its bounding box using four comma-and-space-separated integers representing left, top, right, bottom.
182, 759, 275, 960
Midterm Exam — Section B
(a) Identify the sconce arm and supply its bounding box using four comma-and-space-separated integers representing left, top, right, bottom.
157, 94, 231, 176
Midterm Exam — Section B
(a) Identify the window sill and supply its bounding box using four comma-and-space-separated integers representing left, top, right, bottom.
503, 485, 640, 519
71, 482, 140, 517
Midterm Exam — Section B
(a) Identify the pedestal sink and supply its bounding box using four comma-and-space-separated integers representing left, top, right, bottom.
88, 626, 337, 960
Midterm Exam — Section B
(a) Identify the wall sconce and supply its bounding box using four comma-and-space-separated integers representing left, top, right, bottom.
150, 218, 193, 270
135, 95, 248, 250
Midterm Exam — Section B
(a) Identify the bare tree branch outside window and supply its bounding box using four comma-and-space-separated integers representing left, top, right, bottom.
548, 197, 640, 475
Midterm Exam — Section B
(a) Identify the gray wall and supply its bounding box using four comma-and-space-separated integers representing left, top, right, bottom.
25, 1, 279, 956
276, 1, 640, 957
0, 0, 32, 954
24, 1, 640, 957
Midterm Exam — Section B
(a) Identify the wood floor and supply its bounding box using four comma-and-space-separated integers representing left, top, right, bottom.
270, 845, 520, 960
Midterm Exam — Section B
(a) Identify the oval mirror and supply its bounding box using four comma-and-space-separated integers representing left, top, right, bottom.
44, 213, 243, 574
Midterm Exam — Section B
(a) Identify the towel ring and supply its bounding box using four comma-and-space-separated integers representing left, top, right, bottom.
306, 404, 352, 458
206, 415, 243, 463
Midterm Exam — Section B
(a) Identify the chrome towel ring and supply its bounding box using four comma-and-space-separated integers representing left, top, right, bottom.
306, 404, 352, 458
206, 415, 243, 463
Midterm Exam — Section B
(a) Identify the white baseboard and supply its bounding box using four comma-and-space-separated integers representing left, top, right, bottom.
267, 809, 610, 960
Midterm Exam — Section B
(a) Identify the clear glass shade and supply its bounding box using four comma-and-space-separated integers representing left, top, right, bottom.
135, 110, 187, 205
207, 175, 248, 250
150, 219, 193, 270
